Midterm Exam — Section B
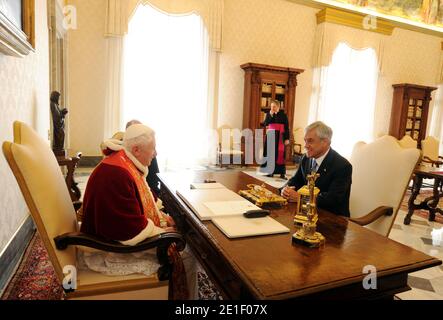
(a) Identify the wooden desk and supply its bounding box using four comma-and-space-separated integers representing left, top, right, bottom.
404, 165, 443, 225
159, 171, 441, 300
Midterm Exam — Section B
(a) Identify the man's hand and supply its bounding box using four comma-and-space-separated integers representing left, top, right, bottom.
281, 186, 299, 202
284, 139, 290, 146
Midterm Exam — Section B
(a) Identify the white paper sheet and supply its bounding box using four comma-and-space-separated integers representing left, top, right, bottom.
203, 200, 260, 216
212, 216, 290, 238
190, 182, 226, 189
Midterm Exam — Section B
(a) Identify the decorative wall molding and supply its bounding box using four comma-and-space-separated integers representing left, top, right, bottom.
0, 0, 35, 57
289, 0, 442, 37
316, 7, 394, 36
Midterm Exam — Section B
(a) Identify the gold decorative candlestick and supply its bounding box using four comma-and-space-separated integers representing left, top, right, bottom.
292, 172, 325, 248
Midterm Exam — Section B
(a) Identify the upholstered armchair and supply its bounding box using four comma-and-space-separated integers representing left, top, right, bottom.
349, 136, 421, 237
398, 135, 421, 190
2, 121, 185, 299
421, 136, 443, 167
399, 135, 418, 150
216, 125, 244, 168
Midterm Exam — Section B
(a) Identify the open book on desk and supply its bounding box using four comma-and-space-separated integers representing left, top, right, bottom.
176, 187, 261, 221
176, 186, 290, 238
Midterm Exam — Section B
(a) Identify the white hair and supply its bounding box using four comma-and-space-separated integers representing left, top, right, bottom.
305, 121, 333, 142
123, 125, 155, 151
125, 119, 142, 129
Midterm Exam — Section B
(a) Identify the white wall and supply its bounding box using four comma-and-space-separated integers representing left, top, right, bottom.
67, 0, 107, 156
0, 0, 50, 253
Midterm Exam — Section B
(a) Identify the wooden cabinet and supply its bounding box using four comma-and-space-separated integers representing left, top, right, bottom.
389, 83, 437, 149
241, 63, 304, 162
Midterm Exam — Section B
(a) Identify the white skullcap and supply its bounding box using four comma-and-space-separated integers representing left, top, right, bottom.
123, 124, 155, 142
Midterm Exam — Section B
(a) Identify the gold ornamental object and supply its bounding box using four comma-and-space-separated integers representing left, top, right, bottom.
239, 184, 288, 207
292, 173, 325, 248
294, 185, 320, 226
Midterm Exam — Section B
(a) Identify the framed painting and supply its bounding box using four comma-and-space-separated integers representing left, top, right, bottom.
0, 0, 35, 57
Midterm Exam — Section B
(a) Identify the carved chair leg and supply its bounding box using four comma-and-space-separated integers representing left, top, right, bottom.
404, 175, 422, 225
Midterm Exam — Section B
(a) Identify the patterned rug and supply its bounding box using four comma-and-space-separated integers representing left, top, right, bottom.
1, 232, 221, 300
1, 232, 64, 300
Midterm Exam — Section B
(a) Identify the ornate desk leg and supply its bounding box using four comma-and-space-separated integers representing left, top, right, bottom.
404, 175, 423, 225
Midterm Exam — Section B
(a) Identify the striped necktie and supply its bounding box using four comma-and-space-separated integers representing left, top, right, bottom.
311, 159, 318, 173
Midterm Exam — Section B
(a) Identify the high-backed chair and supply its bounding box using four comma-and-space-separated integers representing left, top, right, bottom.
349, 136, 421, 237
421, 136, 443, 167
2, 121, 185, 299
398, 135, 420, 190
399, 135, 418, 150
216, 125, 244, 168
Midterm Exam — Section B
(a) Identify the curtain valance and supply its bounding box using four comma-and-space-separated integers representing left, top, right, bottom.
105, 0, 223, 51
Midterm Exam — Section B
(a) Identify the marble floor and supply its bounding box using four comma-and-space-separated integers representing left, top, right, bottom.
73, 166, 443, 300
390, 210, 443, 300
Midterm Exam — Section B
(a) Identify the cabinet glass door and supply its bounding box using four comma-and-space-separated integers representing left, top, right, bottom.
275, 83, 286, 110
405, 98, 424, 142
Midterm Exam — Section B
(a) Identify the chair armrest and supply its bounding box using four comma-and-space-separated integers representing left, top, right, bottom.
54, 231, 185, 282
350, 206, 393, 226
54, 231, 185, 253
422, 156, 443, 167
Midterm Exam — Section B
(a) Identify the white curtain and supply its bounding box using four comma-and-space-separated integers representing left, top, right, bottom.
430, 49, 443, 153
122, 4, 211, 171
104, 37, 124, 141
429, 84, 443, 153
309, 42, 379, 158
312, 22, 385, 73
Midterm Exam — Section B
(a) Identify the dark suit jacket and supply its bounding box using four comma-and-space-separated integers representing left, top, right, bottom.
147, 157, 160, 199
284, 149, 352, 217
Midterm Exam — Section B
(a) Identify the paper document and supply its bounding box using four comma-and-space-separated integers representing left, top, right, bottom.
212, 216, 290, 238
190, 182, 226, 189
176, 188, 260, 221
203, 200, 260, 215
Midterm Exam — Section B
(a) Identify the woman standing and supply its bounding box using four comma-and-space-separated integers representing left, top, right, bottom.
261, 99, 290, 179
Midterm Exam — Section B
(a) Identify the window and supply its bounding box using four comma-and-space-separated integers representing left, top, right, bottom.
310, 42, 379, 158
122, 4, 210, 171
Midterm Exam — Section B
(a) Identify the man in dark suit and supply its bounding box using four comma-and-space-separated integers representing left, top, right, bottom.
281, 121, 352, 217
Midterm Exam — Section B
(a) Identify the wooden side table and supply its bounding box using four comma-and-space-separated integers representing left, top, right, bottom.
56, 152, 82, 201
404, 166, 443, 225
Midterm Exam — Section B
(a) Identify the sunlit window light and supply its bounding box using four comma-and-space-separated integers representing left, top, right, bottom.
122, 4, 210, 172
